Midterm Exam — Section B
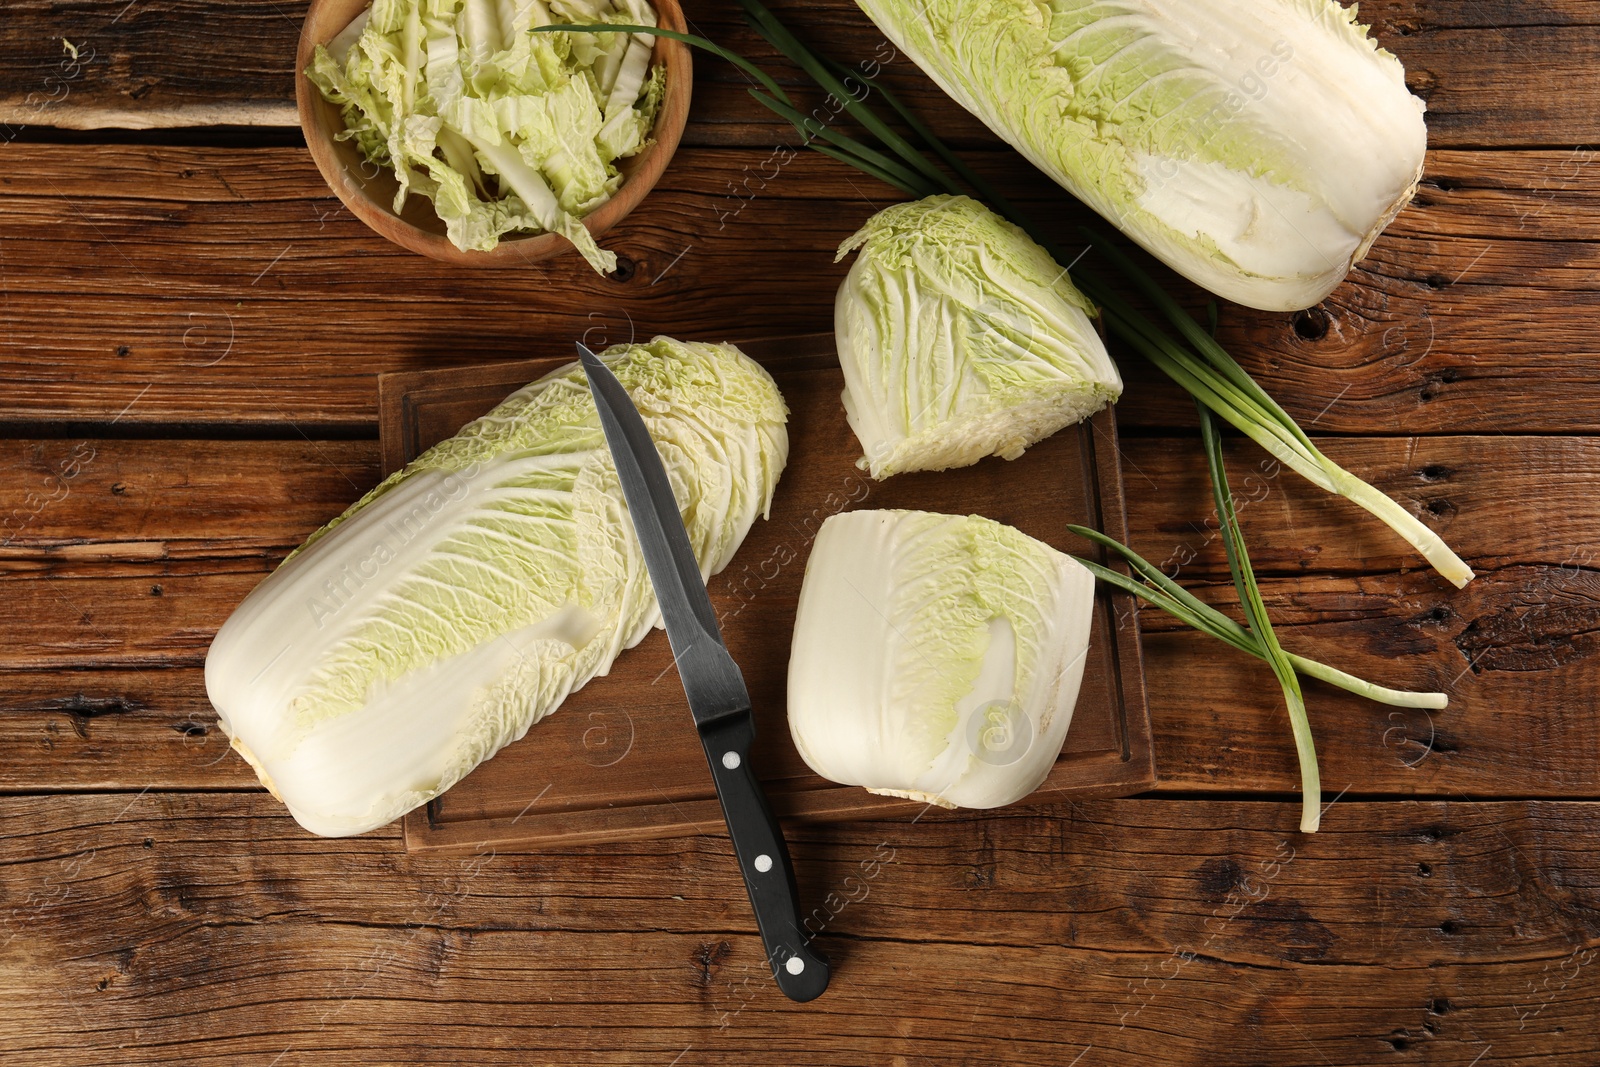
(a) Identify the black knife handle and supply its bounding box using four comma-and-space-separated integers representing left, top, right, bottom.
698, 714, 831, 1002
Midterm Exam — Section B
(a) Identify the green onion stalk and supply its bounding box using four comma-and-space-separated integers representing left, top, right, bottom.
1201, 399, 1317, 833
1066, 526, 1446, 715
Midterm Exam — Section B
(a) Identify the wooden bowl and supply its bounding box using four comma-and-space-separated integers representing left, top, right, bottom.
295, 0, 691, 267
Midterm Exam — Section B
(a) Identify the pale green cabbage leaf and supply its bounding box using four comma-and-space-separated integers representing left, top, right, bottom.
307, 0, 666, 270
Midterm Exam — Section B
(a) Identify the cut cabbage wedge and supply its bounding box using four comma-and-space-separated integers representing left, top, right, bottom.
835, 196, 1123, 478
788, 510, 1095, 809
206, 338, 789, 837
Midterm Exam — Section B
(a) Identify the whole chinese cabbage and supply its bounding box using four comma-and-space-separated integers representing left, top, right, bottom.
850, 0, 1427, 311
835, 195, 1122, 478
206, 338, 788, 837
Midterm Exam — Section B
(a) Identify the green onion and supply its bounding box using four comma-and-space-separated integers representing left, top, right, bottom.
1066, 525, 1445, 712
1078, 232, 1474, 589
746, 89, 942, 196
730, 0, 957, 196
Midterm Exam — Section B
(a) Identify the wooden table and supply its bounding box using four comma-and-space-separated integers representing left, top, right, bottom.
1, 2, 1595, 1063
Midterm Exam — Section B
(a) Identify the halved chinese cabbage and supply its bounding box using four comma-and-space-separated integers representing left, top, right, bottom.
788, 509, 1095, 809
849, 0, 1427, 311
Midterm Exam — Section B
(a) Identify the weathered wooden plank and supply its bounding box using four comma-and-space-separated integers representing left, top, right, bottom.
0, 430, 1560, 584
1121, 433, 1568, 580
7, 564, 1585, 798
0, 668, 249, 789
0, 559, 262, 670
0, 441, 315, 789
0, 437, 379, 553
0, 146, 869, 429
0, 794, 1594, 1064
0, 1, 302, 130
0, 432, 1582, 796
1140, 566, 1600, 796
1, 145, 1599, 432
0, 438, 343, 788
2, 0, 1594, 151
0, 429, 1552, 581
9, 555, 1585, 798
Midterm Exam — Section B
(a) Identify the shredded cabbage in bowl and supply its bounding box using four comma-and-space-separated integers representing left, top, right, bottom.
306, 0, 666, 271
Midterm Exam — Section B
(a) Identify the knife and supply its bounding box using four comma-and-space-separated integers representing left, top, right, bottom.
577, 342, 831, 1003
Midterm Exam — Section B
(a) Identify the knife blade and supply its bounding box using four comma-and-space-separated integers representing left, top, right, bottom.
578, 342, 830, 1003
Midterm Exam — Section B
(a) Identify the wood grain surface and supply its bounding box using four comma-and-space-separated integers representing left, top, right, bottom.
2, 793, 1596, 1065
3, 0, 1596, 146
0, 434, 1591, 805
0, 146, 1598, 435
1, 0, 1597, 1062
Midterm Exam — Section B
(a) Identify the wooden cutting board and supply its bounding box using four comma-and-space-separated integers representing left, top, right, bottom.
381, 333, 1154, 853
